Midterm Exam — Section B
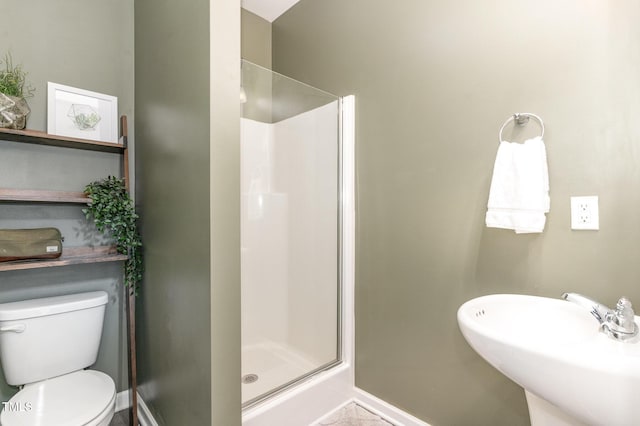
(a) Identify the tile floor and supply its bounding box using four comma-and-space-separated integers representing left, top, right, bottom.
316, 402, 394, 426
109, 410, 130, 426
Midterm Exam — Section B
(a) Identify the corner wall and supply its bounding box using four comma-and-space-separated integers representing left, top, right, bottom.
273, 1, 640, 425
210, 0, 242, 424
135, 0, 240, 424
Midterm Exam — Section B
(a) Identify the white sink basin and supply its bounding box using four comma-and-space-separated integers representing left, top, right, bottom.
458, 294, 640, 426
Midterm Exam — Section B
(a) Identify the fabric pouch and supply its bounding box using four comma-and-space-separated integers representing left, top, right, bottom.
0, 228, 63, 262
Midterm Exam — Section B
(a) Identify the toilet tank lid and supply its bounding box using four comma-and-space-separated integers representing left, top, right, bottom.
0, 291, 108, 321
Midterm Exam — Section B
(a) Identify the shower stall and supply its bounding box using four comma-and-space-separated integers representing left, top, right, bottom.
240, 60, 348, 410
239, 62, 426, 426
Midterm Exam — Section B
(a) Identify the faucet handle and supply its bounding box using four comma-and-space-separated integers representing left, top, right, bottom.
604, 297, 638, 338
615, 297, 635, 324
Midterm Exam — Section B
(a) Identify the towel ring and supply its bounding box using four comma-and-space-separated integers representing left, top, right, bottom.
498, 113, 545, 143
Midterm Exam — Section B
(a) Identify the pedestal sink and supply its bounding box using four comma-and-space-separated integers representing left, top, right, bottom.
457, 294, 640, 426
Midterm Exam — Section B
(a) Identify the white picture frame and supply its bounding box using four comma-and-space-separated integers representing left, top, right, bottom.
47, 82, 118, 143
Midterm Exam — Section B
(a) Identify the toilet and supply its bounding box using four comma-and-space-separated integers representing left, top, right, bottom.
0, 291, 116, 426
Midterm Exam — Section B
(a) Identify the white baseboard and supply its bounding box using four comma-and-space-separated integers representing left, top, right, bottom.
115, 390, 131, 412
114, 390, 158, 426
137, 394, 159, 426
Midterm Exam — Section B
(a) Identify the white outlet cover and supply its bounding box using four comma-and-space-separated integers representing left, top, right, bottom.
570, 196, 599, 230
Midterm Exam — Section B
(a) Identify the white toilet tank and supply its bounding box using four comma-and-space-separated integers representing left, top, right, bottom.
0, 291, 108, 386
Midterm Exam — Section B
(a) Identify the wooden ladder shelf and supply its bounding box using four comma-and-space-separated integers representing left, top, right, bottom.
0, 116, 138, 426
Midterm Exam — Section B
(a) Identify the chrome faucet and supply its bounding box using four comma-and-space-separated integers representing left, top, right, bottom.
562, 292, 639, 341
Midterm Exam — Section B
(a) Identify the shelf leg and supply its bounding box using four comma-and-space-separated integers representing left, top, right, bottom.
127, 285, 138, 426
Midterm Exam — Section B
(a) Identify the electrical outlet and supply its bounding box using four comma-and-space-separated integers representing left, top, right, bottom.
571, 196, 599, 230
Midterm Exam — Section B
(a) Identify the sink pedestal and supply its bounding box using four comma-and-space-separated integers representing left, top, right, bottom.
525, 391, 588, 426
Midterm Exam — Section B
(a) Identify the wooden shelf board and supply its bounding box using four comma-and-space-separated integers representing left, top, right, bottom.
0, 127, 124, 153
0, 246, 127, 272
0, 189, 90, 204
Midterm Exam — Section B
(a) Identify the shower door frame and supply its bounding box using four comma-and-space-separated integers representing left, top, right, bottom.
242, 94, 356, 417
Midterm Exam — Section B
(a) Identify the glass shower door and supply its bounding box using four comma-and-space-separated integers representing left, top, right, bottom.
240, 60, 341, 406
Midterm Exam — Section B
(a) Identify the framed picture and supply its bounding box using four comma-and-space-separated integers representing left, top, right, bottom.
47, 82, 118, 143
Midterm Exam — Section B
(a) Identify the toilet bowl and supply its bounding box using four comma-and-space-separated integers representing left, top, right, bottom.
0, 370, 115, 426
0, 292, 116, 426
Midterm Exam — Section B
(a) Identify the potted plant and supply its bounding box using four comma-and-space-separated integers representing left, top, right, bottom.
83, 176, 143, 292
0, 53, 34, 130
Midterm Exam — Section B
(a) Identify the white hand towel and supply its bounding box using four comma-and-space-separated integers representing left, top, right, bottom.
485, 136, 550, 233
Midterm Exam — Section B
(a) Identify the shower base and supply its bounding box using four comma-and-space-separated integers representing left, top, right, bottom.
242, 341, 318, 404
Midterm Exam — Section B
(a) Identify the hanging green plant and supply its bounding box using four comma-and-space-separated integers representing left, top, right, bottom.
83, 176, 143, 293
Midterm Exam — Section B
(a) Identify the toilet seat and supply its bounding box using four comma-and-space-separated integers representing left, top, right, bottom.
0, 370, 115, 426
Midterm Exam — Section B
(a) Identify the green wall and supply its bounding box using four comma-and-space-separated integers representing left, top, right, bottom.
0, 0, 133, 402
274, 1, 640, 425
241, 9, 272, 69
2, 1, 241, 423
211, 1, 241, 424
135, 0, 240, 424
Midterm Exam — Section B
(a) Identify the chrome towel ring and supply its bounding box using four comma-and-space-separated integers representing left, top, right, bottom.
498, 113, 545, 143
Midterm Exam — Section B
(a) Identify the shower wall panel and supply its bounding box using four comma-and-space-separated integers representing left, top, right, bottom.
272, 102, 339, 365
241, 95, 339, 404
241, 119, 289, 348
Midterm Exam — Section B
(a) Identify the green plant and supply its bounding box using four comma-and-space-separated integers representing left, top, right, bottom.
0, 53, 34, 98
72, 112, 101, 130
83, 176, 143, 293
